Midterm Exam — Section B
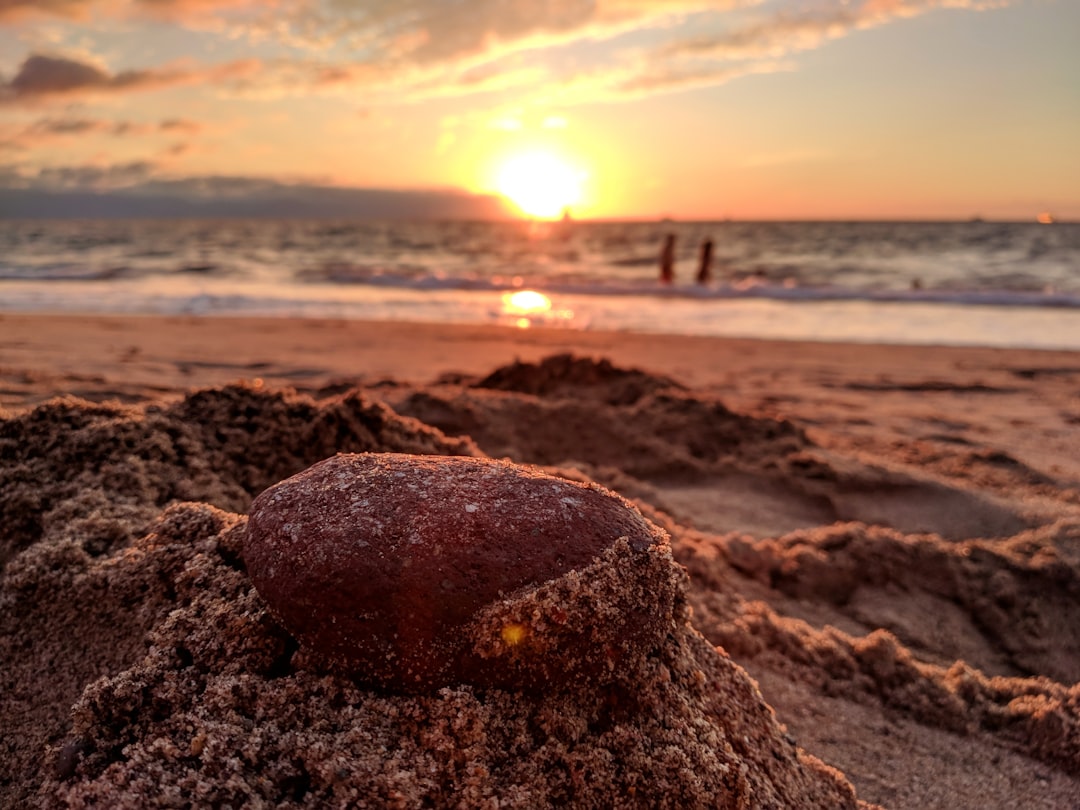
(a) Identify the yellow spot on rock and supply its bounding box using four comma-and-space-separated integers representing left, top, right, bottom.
501, 623, 529, 646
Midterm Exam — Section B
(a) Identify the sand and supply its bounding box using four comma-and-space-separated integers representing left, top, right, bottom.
1, 312, 1079, 809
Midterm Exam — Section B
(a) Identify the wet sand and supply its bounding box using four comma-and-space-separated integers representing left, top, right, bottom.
1, 313, 1079, 808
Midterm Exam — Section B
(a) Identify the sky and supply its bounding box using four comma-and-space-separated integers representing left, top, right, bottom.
0, 0, 1077, 220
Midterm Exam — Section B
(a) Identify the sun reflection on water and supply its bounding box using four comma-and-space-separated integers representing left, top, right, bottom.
500, 289, 575, 329
503, 290, 552, 315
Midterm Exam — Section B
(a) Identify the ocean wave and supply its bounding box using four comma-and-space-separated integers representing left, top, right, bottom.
2, 220, 1079, 350
295, 266, 1080, 309
0, 264, 140, 282
2, 258, 1077, 309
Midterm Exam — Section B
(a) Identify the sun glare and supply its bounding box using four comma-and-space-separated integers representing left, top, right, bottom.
500, 289, 567, 329
496, 152, 583, 219
503, 290, 548, 328
503, 290, 552, 314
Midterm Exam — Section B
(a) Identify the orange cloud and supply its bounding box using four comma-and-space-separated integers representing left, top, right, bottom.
0, 0, 1017, 109
159, 118, 202, 133
8, 160, 159, 190
0, 0, 272, 21
665, 0, 1012, 62
24, 116, 202, 137
0, 53, 260, 106
1, 54, 187, 103
268, 0, 1011, 105
0, 0, 91, 21
0, 114, 207, 154
29, 117, 114, 135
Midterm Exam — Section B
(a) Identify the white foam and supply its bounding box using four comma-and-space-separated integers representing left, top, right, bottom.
1, 277, 1078, 350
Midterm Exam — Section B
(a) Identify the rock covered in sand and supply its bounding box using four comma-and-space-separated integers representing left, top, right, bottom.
244, 452, 675, 691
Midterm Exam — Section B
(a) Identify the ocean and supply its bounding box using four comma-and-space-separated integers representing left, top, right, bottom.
1, 219, 1078, 349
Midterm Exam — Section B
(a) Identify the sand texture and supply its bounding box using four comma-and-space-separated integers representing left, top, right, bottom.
2, 314, 1079, 809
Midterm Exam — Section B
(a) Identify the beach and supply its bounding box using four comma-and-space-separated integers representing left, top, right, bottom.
2, 312, 1079, 808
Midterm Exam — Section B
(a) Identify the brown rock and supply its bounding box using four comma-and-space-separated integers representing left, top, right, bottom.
244, 452, 671, 691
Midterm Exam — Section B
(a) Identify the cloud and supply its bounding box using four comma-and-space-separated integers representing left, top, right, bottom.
0, 0, 90, 21
7, 54, 122, 96
27, 117, 111, 135
0, 0, 1014, 110
256, 0, 730, 75
507, 0, 1010, 104
0, 0, 268, 22
60, 1, 724, 87
233, 0, 1010, 105
0, 52, 261, 106
610, 59, 792, 98
0, 165, 516, 219
158, 118, 202, 133
0, 114, 206, 155
521, 54, 791, 106
26, 115, 204, 137
14, 160, 159, 190
0, 135, 26, 153
0, 53, 185, 103
199, 1, 699, 103
667, 9, 857, 61
345, 0, 599, 65
160, 141, 192, 157
134, 0, 264, 11
665, 0, 1012, 62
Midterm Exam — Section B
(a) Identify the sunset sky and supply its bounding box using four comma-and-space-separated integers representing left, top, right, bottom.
0, 0, 1077, 220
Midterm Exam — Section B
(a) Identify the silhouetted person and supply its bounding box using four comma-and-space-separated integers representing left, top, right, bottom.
696, 238, 714, 284
659, 233, 675, 284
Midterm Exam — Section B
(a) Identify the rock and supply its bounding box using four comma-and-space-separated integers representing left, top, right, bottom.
244, 452, 674, 692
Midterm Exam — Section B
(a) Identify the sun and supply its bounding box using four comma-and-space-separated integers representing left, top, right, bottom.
496, 151, 583, 219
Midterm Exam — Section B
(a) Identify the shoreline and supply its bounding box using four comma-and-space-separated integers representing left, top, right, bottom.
3, 291, 1080, 351
3, 310, 1078, 400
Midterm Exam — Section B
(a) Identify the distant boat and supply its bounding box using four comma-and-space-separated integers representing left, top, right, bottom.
1037, 212, 1055, 224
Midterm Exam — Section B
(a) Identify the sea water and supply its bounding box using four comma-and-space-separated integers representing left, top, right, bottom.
1, 219, 1077, 349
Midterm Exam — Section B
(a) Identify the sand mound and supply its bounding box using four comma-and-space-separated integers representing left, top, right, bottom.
386, 355, 1034, 541
0, 386, 474, 807
33, 504, 856, 808
0, 504, 233, 808
0, 384, 475, 568
389, 359, 806, 487
473, 353, 684, 404
5, 353, 1079, 808
0, 382, 862, 808
675, 520, 1080, 777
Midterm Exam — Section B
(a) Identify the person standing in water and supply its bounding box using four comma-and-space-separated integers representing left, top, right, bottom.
696, 238, 714, 284
659, 233, 675, 284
